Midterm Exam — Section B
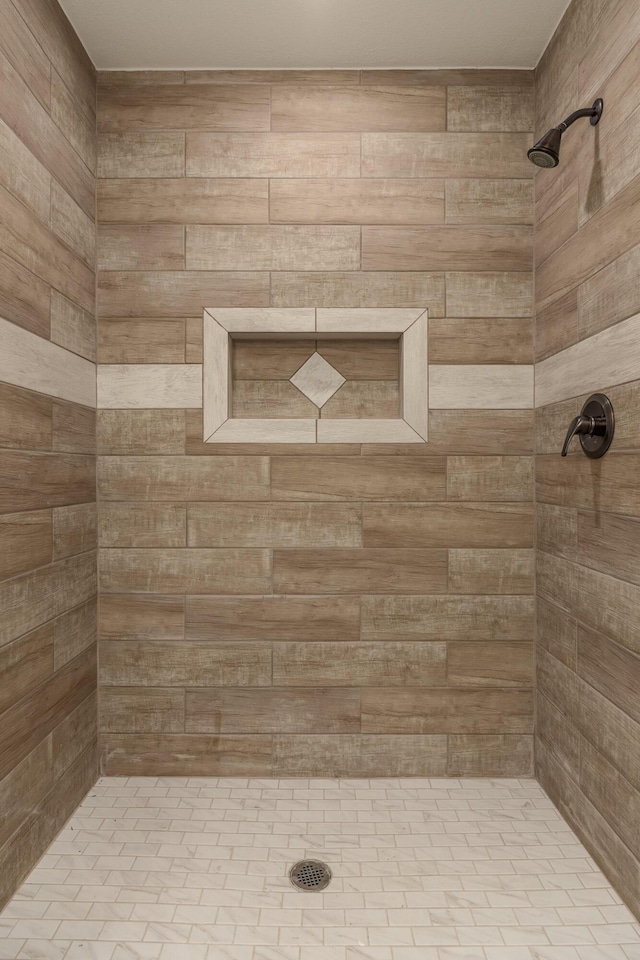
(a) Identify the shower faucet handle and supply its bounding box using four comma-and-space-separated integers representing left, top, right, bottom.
560, 393, 615, 459
561, 414, 596, 456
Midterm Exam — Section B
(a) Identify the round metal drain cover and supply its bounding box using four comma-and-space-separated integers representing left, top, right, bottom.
289, 859, 332, 891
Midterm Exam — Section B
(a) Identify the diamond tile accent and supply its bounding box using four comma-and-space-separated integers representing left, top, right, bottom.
290, 351, 346, 408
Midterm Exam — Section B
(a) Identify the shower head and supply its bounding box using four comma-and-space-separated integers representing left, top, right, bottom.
528, 127, 562, 168
528, 98, 603, 168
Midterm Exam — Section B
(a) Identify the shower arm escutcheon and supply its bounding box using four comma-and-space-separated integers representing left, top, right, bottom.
561, 393, 615, 459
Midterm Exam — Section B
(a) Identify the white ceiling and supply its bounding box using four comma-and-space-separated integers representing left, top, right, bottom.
59, 0, 570, 71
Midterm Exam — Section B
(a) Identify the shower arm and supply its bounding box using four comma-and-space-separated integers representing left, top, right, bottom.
556, 104, 602, 132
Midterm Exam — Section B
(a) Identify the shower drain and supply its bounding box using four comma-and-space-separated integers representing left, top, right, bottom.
289, 859, 332, 891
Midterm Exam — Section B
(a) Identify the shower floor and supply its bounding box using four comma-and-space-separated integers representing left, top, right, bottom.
0, 777, 638, 960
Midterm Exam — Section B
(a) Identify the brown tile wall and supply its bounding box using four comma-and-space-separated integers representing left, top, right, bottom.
96, 69, 536, 778
0, 0, 97, 909
535, 0, 640, 920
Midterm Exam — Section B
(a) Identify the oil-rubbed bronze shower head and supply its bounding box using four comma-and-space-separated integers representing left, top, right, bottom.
528, 98, 603, 168
528, 127, 563, 168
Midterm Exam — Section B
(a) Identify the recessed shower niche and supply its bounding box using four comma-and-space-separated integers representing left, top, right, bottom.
203, 308, 429, 443
233, 339, 400, 419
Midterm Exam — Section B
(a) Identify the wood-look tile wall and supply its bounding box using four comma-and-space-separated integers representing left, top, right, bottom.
535, 0, 640, 919
96, 68, 535, 779
231, 338, 400, 420
0, 0, 97, 909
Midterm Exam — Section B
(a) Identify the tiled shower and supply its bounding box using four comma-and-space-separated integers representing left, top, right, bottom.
1, 0, 640, 954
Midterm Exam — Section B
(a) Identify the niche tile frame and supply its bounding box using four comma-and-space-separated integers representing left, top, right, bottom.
203, 308, 428, 444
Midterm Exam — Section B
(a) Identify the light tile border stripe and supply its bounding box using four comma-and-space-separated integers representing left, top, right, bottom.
0, 316, 96, 408
97, 364, 203, 409
203, 307, 428, 444
430, 364, 533, 409
95, 361, 536, 413
535, 311, 640, 407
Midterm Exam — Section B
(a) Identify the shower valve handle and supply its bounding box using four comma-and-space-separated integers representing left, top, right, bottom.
561, 414, 597, 456
559, 394, 614, 459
